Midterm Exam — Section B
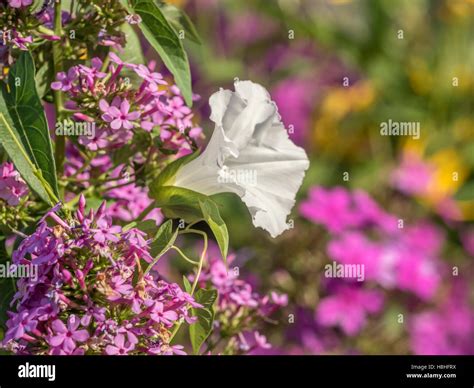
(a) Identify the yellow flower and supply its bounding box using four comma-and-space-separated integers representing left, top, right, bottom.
320, 81, 375, 120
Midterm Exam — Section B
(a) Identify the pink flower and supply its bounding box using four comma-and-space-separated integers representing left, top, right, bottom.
270, 292, 288, 307
0, 162, 28, 205
271, 77, 314, 145
229, 285, 259, 308
91, 217, 122, 244
410, 281, 474, 355
47, 315, 89, 353
132, 64, 167, 86
300, 186, 396, 233
299, 186, 358, 233
78, 58, 106, 86
105, 334, 135, 355
391, 152, 433, 196
101, 98, 140, 130
51, 67, 79, 92
254, 331, 271, 349
3, 311, 37, 342
316, 285, 384, 335
3, 199, 197, 355
8, 0, 32, 8
150, 302, 178, 326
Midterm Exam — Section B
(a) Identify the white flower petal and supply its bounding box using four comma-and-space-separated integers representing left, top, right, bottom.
174, 80, 309, 237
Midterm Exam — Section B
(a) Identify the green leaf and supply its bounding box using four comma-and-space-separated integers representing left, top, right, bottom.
1, 51, 59, 199
0, 96, 53, 205
150, 185, 207, 222
130, 0, 193, 106
149, 219, 178, 258
29, 0, 47, 13
0, 238, 15, 329
120, 22, 146, 86
154, 150, 199, 188
150, 184, 229, 262
159, 3, 202, 45
35, 60, 54, 101
182, 275, 192, 293
199, 199, 228, 263
144, 220, 179, 275
189, 288, 218, 354
123, 219, 158, 238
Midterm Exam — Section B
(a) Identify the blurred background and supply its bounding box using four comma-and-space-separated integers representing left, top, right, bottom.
157, 0, 474, 355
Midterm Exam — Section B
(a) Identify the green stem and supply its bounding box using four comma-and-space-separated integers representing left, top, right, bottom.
103, 180, 136, 192
52, 0, 65, 180
181, 229, 208, 295
169, 229, 208, 342
37, 25, 56, 36
170, 246, 199, 266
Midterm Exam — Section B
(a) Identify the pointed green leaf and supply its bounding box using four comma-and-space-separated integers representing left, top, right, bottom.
1, 51, 59, 199
130, 0, 193, 106
150, 185, 209, 223
120, 22, 146, 86
149, 219, 178, 258
0, 98, 53, 205
189, 288, 218, 354
182, 275, 192, 294
159, 3, 202, 45
199, 199, 228, 263
144, 220, 179, 275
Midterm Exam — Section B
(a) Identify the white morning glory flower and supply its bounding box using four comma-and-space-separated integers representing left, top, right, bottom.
174, 80, 310, 237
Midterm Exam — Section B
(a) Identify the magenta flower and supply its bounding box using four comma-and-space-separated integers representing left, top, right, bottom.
8, 0, 32, 8
101, 98, 140, 130
78, 57, 106, 85
270, 292, 288, 306
0, 162, 28, 205
271, 77, 315, 145
56, 54, 201, 153
132, 64, 167, 86
91, 217, 122, 243
409, 281, 474, 355
299, 186, 358, 233
47, 315, 89, 353
4, 311, 37, 342
51, 67, 79, 92
80, 304, 106, 326
229, 285, 259, 308
3, 199, 197, 355
392, 152, 433, 196
316, 285, 384, 335
254, 331, 271, 349
11, 34, 33, 50
150, 302, 178, 326
105, 334, 135, 355
300, 186, 397, 233
107, 275, 133, 301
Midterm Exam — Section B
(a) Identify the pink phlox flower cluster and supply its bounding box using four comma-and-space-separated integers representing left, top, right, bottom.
63, 151, 161, 224
2, 197, 198, 355
51, 53, 202, 154
301, 186, 444, 301
409, 280, 474, 355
